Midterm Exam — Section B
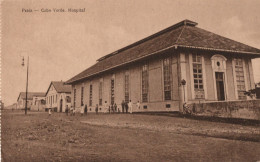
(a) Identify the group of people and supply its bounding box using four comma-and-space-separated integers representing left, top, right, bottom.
64, 104, 88, 116
104, 101, 118, 113
121, 100, 134, 113
92, 100, 141, 114
48, 100, 141, 116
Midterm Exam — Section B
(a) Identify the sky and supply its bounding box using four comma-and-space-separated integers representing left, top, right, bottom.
2, 0, 260, 106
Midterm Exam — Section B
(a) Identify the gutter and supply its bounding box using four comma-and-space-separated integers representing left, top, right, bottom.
177, 45, 260, 55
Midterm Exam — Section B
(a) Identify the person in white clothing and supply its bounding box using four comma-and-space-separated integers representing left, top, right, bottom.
104, 101, 109, 113
128, 100, 133, 114
136, 101, 140, 110
80, 104, 85, 116
48, 108, 52, 116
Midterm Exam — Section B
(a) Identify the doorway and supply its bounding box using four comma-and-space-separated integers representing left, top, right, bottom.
215, 72, 225, 101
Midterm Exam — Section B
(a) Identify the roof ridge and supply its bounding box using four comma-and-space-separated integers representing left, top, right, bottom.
97, 20, 197, 62
175, 25, 186, 45
52, 81, 64, 83
20, 92, 45, 94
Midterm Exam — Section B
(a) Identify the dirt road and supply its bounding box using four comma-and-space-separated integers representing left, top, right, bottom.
2, 111, 260, 161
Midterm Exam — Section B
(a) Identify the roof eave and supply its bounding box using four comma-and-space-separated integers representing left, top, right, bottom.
177, 45, 260, 56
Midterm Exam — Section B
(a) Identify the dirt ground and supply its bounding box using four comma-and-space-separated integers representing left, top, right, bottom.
1, 110, 260, 162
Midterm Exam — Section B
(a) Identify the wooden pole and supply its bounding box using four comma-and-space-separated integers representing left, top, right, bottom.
25, 56, 29, 115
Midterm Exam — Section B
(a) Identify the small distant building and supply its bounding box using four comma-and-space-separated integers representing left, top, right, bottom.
30, 94, 46, 111
45, 81, 71, 112
5, 103, 17, 110
17, 92, 45, 110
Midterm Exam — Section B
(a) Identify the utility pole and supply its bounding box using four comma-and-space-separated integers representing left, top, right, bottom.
22, 56, 29, 115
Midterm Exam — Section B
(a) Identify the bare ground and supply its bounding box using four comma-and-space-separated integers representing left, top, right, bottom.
1, 110, 260, 162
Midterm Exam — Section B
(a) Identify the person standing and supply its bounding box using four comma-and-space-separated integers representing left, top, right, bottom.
95, 104, 98, 114
114, 103, 117, 113
70, 106, 74, 116
121, 100, 125, 113
84, 104, 88, 115
125, 101, 129, 113
73, 107, 76, 116
128, 100, 133, 114
65, 105, 69, 116
136, 101, 140, 110
104, 101, 109, 113
111, 104, 114, 113
48, 108, 52, 116
80, 104, 84, 116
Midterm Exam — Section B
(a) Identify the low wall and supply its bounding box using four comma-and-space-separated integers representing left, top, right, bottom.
31, 105, 46, 111
189, 100, 260, 120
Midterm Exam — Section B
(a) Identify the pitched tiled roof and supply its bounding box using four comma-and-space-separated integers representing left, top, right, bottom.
66, 19, 260, 84
52, 81, 71, 93
18, 92, 45, 101
45, 81, 71, 96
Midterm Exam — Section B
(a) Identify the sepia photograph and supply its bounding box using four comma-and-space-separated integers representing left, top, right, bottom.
1, 0, 260, 161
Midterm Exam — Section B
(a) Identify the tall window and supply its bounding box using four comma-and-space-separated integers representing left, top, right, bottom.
125, 72, 130, 103
89, 85, 93, 106
142, 63, 149, 102
111, 78, 115, 104
81, 87, 84, 106
73, 89, 76, 108
192, 54, 204, 99
163, 58, 172, 100
99, 82, 102, 105
235, 59, 246, 100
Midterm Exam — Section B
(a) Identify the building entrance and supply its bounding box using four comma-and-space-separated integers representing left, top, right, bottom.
215, 72, 225, 101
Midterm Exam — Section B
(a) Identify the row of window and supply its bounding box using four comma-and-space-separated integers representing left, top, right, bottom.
73, 58, 173, 107
72, 55, 247, 106
46, 94, 57, 105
